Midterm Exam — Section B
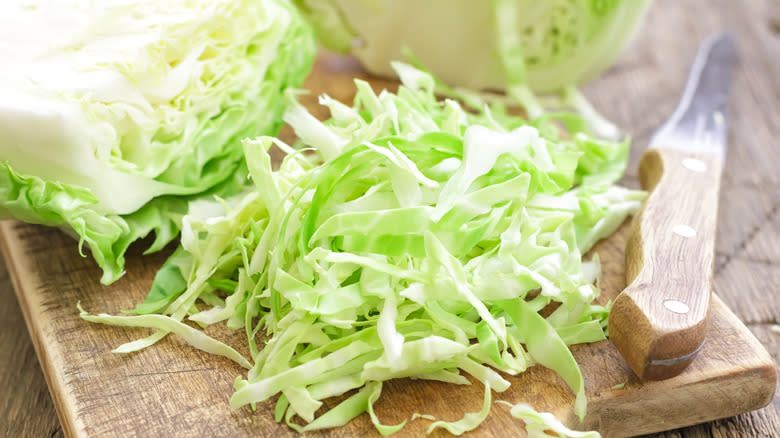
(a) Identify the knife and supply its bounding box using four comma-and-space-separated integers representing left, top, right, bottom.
608, 34, 738, 380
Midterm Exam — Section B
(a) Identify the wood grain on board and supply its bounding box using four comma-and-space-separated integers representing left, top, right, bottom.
1, 0, 779, 437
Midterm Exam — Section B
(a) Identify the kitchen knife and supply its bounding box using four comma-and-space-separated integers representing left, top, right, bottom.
608, 34, 738, 380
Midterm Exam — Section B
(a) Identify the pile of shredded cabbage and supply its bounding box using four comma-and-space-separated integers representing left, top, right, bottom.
82, 63, 645, 435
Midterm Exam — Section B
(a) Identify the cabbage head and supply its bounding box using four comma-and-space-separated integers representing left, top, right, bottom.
0, 0, 316, 284
293, 0, 652, 136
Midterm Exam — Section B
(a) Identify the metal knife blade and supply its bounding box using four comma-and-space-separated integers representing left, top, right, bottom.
649, 33, 738, 160
608, 34, 738, 381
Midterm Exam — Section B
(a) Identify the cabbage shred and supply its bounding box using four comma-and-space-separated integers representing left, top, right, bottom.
82, 63, 645, 434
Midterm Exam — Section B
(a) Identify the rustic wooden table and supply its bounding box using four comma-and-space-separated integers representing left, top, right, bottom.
1, 0, 778, 436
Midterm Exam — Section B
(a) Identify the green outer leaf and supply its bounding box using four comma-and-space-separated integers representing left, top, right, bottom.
0, 162, 128, 284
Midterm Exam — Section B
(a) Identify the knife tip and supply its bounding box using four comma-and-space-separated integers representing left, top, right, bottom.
706, 32, 739, 64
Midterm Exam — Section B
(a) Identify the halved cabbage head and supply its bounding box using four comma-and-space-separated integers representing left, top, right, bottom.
0, 0, 316, 283
295, 0, 652, 93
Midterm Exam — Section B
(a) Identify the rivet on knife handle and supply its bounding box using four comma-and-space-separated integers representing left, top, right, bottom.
609, 147, 721, 380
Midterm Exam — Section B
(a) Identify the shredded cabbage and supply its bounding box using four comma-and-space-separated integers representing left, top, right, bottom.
82, 63, 645, 434
293, 0, 652, 138
497, 401, 602, 438
0, 0, 315, 283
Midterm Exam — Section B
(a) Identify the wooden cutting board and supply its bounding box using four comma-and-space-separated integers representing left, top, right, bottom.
1, 53, 776, 438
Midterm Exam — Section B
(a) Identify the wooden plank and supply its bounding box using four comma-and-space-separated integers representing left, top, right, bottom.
0, 214, 775, 437
0, 253, 62, 438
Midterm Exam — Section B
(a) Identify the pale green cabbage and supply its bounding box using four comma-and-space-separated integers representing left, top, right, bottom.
82, 64, 645, 434
497, 401, 602, 438
0, 0, 315, 283
293, 0, 653, 138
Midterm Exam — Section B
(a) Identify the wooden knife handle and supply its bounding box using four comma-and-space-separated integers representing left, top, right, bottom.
609, 147, 722, 380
